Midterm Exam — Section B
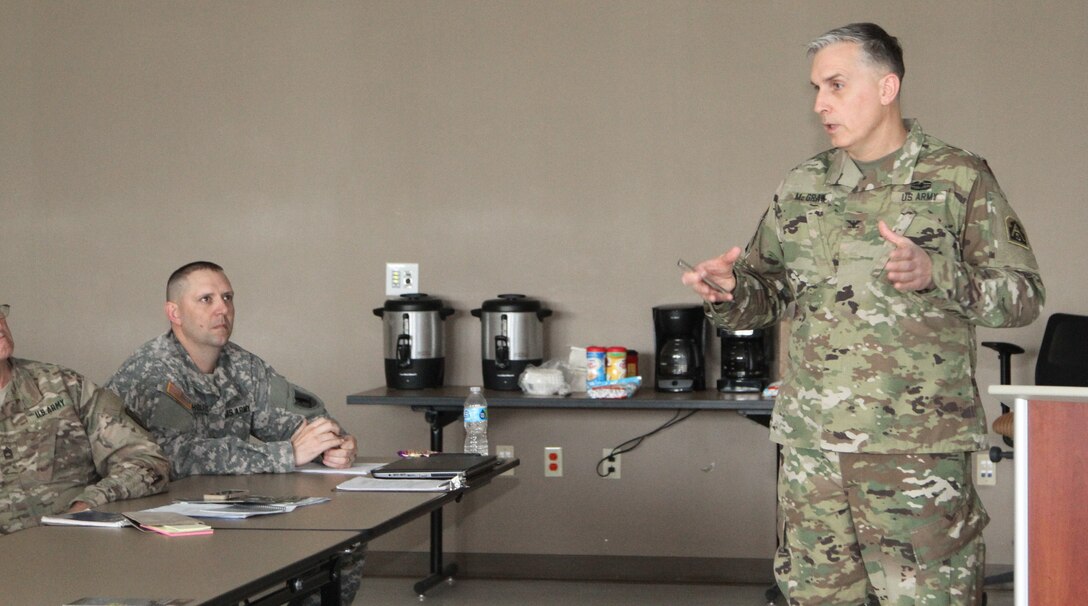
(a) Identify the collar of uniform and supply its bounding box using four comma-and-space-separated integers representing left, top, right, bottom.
164, 330, 240, 396
4, 358, 42, 413
825, 119, 925, 189
166, 329, 236, 371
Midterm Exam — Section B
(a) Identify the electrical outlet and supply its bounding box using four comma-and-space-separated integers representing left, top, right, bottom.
385, 263, 419, 296
975, 452, 996, 486
602, 449, 621, 479
545, 446, 562, 477
496, 445, 515, 476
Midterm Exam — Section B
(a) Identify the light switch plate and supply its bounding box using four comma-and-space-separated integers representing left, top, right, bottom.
385, 263, 419, 296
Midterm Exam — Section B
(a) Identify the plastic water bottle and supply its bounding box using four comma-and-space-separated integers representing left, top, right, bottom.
463, 386, 489, 455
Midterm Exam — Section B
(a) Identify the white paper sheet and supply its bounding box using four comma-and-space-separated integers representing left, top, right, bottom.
294, 462, 385, 475
335, 475, 463, 492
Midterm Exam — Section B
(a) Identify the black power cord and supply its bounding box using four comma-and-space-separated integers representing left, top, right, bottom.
595, 409, 700, 477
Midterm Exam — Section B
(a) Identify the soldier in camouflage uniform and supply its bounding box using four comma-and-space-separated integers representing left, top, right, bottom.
682, 24, 1044, 606
0, 303, 169, 535
106, 262, 363, 604
107, 261, 357, 478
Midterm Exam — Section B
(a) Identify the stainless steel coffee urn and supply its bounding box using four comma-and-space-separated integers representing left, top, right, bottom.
373, 294, 454, 389
471, 294, 552, 390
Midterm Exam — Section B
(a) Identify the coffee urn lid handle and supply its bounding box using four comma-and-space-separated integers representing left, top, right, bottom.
470, 308, 482, 318
441, 307, 455, 319
537, 308, 553, 320
373, 307, 384, 317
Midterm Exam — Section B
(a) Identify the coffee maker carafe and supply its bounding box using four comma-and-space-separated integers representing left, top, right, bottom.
717, 327, 774, 393
653, 304, 706, 392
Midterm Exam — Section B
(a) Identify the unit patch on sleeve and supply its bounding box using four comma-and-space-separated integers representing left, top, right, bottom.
1006, 217, 1031, 250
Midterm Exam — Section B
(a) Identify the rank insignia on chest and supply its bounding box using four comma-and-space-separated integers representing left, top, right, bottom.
1006, 217, 1031, 250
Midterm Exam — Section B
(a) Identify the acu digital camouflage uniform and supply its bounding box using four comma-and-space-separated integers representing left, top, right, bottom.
707, 121, 1045, 605
0, 358, 169, 534
106, 331, 333, 480
106, 330, 363, 605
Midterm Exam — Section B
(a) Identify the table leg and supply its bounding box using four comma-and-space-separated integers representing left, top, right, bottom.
739, 411, 781, 605
414, 408, 463, 598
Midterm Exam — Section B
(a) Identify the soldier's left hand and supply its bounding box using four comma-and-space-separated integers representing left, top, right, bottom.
878, 220, 935, 292
322, 433, 358, 469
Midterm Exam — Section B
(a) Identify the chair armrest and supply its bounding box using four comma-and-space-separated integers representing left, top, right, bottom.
980, 341, 1025, 357
981, 341, 1025, 387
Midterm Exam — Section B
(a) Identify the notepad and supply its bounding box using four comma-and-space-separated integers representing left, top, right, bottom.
122, 511, 213, 537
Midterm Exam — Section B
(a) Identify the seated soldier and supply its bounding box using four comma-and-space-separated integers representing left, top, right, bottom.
0, 303, 169, 535
107, 261, 357, 477
107, 262, 362, 604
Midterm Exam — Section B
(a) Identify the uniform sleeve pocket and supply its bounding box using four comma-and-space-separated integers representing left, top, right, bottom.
149, 392, 195, 432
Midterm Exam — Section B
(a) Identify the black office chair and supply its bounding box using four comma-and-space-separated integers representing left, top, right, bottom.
980, 312, 1088, 590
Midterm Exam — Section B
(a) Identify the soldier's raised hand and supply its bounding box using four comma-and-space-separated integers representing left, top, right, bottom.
681, 247, 742, 303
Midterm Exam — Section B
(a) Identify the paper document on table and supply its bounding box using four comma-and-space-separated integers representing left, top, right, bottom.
65, 598, 193, 605
336, 474, 464, 492
294, 462, 385, 475
143, 502, 307, 519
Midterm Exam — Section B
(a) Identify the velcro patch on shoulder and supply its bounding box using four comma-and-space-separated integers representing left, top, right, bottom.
1006, 217, 1031, 250
164, 381, 195, 411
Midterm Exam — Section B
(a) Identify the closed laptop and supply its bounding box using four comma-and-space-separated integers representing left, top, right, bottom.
372, 453, 499, 479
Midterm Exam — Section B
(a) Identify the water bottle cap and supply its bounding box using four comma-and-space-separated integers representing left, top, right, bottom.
469, 386, 482, 394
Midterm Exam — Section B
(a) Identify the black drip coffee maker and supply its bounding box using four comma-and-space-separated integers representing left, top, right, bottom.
653, 304, 706, 392
717, 327, 774, 393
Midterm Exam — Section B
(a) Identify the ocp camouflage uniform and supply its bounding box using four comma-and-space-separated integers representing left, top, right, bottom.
106, 331, 363, 604
0, 358, 169, 534
707, 121, 1044, 605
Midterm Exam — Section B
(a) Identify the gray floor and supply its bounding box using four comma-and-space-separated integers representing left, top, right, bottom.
359, 577, 1014, 605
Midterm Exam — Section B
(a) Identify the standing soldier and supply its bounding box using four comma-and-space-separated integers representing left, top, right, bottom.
682, 23, 1044, 606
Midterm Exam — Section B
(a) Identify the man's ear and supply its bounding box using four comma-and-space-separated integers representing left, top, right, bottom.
164, 301, 181, 327
880, 73, 901, 106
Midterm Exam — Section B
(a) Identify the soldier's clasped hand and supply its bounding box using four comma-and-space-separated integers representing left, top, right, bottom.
878, 220, 935, 292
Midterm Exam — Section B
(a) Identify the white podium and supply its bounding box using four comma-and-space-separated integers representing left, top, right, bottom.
988, 385, 1088, 606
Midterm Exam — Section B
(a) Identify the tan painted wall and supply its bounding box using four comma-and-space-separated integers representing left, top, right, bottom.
3, 1, 1086, 565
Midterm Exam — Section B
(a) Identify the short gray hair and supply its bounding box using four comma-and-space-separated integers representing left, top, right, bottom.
808, 23, 905, 81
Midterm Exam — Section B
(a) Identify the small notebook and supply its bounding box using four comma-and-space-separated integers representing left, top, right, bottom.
122, 511, 213, 537
371, 453, 499, 479
41, 510, 131, 528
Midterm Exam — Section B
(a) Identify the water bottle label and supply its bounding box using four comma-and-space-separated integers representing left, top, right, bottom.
464, 406, 488, 423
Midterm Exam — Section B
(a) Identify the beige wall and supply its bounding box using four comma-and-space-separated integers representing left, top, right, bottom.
3, 1, 1086, 566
